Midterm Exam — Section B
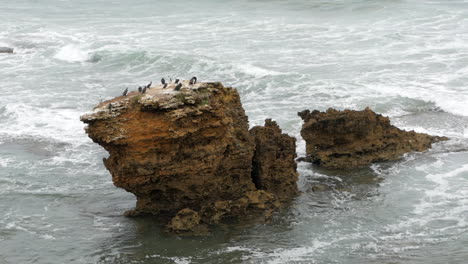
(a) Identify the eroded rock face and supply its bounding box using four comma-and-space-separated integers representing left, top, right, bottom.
250, 119, 298, 201
81, 81, 298, 234
298, 107, 448, 169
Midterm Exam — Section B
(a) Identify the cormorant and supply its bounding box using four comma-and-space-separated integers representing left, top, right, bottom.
138, 86, 142, 93
161, 78, 166, 85
163, 83, 168, 89
108, 103, 112, 112
142, 86, 147, 94
146, 81, 152, 88
174, 83, 182, 91
122, 87, 128, 96
189, 76, 197, 85
175, 79, 179, 84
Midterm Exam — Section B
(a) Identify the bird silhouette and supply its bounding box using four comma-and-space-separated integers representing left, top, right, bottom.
189, 76, 197, 85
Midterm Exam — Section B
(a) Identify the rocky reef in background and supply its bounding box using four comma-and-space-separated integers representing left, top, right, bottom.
80, 81, 298, 234
0, 47, 14, 53
298, 107, 448, 169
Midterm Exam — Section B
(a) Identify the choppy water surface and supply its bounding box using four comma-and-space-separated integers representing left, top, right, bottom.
1, 0, 468, 263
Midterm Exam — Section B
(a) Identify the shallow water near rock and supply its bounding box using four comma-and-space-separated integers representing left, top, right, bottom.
1, 0, 468, 263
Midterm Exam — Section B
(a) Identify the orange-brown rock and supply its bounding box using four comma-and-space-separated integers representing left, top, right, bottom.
199, 190, 281, 225
298, 107, 448, 169
80, 81, 298, 234
250, 119, 298, 201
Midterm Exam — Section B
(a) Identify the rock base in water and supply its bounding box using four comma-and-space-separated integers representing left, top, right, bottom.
81, 81, 298, 234
298, 107, 448, 169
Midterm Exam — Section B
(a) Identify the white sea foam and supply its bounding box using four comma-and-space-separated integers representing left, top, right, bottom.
54, 44, 90, 62
266, 241, 331, 264
0, 103, 88, 146
144, 254, 192, 264
432, 96, 468, 117
40, 234, 56, 240
236, 63, 283, 78
409, 162, 468, 233
0, 157, 13, 167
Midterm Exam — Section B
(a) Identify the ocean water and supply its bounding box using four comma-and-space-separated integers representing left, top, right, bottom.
1, 0, 468, 263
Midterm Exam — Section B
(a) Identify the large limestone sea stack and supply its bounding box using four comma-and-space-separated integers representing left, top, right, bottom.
81, 81, 298, 234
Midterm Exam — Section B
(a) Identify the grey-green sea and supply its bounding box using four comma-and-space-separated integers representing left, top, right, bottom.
1, 0, 468, 263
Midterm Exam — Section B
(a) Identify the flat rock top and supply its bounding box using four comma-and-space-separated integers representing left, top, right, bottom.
98, 81, 216, 106
81, 81, 225, 123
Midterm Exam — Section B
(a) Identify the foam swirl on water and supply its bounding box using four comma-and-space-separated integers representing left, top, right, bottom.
54, 44, 90, 62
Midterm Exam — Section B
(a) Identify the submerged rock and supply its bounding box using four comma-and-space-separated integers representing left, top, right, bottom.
298, 107, 448, 169
167, 208, 208, 235
81, 81, 298, 234
0, 47, 14, 53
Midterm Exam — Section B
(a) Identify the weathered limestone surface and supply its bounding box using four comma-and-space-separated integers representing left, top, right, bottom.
81, 81, 298, 234
298, 107, 448, 169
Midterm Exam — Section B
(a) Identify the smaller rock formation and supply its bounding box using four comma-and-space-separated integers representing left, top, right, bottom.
0, 47, 14, 53
298, 107, 448, 169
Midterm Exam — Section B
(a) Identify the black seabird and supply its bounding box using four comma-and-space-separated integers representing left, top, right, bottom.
163, 83, 168, 89
189, 76, 197, 85
142, 86, 147, 94
175, 79, 179, 84
174, 83, 182, 91
146, 81, 152, 88
122, 87, 128, 96
138, 86, 142, 93
161, 78, 166, 85
108, 103, 112, 112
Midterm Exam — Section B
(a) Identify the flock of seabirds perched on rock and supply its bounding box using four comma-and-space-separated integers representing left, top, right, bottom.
107, 76, 198, 112
122, 76, 197, 96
